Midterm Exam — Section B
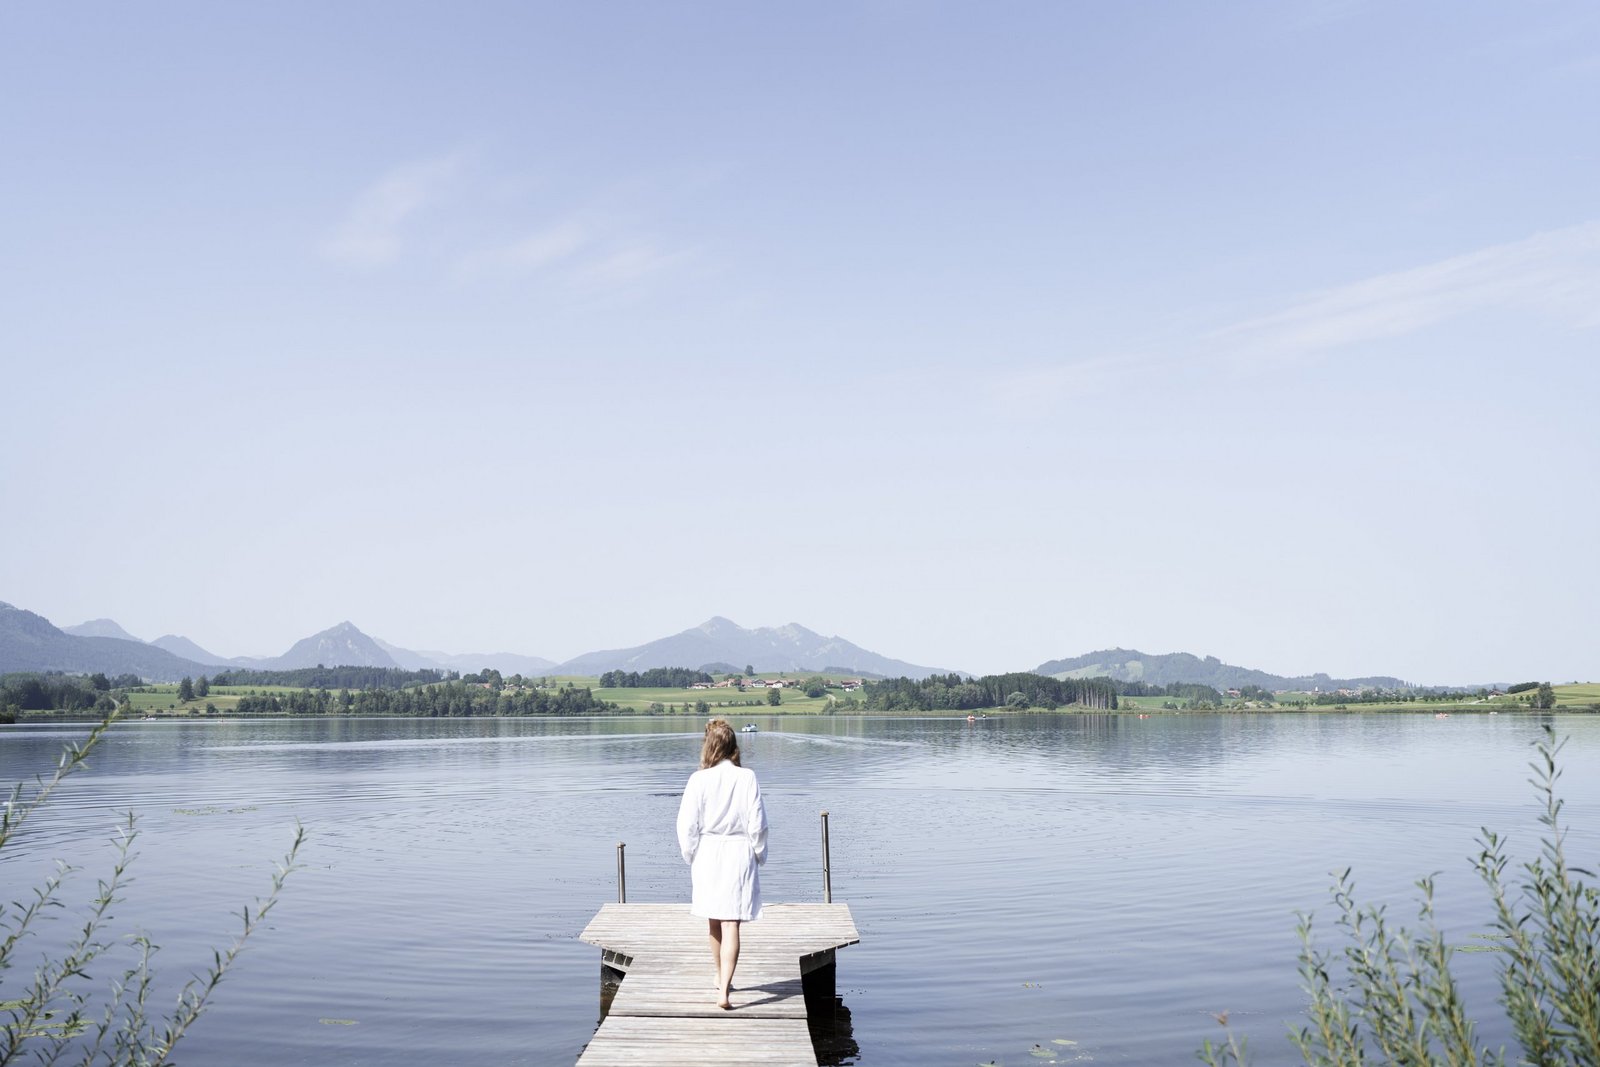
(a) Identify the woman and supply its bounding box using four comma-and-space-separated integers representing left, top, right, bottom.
676, 718, 768, 1010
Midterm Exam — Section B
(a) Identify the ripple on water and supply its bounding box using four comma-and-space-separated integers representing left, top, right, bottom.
2, 713, 1596, 1066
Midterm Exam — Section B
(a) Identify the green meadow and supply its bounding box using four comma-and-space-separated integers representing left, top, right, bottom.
1116, 695, 1177, 710
1552, 682, 1600, 705
590, 685, 845, 715
119, 683, 307, 715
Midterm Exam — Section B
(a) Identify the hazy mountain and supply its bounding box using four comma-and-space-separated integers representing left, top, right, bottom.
63, 618, 144, 643
270, 622, 399, 670
1035, 647, 1407, 691
370, 638, 440, 671
150, 634, 237, 667
373, 638, 556, 676
0, 601, 209, 681
558, 617, 949, 678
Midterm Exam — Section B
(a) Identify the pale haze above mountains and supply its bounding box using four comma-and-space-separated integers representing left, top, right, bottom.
4, 598, 1439, 690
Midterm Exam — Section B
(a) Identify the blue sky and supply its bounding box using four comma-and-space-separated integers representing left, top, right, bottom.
2, 3, 1596, 682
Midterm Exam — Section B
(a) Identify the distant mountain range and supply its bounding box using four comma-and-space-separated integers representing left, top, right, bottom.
553, 616, 949, 678
0, 604, 949, 683
2, 603, 209, 681
0, 605, 535, 681
4, 598, 1427, 692
1035, 648, 1408, 692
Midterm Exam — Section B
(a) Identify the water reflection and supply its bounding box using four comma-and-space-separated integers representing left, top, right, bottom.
3, 713, 1597, 1066
805, 961, 860, 1065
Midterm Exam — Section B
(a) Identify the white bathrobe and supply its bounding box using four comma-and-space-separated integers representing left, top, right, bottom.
676, 759, 768, 921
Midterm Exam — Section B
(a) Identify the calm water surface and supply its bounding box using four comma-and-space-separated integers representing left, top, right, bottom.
3, 713, 1598, 1066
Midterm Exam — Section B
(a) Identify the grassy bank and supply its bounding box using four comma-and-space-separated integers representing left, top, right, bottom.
119, 683, 308, 716
26, 676, 1600, 721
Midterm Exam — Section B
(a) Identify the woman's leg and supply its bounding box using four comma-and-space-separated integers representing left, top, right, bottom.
715, 920, 741, 1009
707, 919, 723, 988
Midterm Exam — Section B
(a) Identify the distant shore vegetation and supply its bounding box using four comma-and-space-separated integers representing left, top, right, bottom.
207, 665, 450, 689
867, 672, 1119, 711
2, 670, 1596, 723
598, 668, 714, 688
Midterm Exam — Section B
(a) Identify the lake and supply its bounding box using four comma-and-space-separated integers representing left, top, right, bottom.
3, 712, 1598, 1065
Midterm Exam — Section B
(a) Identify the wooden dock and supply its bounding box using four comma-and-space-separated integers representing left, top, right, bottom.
577, 903, 860, 1066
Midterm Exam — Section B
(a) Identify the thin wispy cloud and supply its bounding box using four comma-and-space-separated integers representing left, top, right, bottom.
323, 150, 703, 296
988, 220, 1600, 408
454, 220, 590, 277
1215, 220, 1600, 364
496, 223, 589, 271
571, 242, 689, 291
455, 216, 693, 296
320, 153, 466, 266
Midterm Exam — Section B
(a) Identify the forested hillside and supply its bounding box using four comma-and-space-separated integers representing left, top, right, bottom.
865, 672, 1118, 711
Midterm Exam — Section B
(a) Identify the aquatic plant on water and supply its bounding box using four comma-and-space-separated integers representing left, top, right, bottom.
1, 710, 302, 1065
1200, 726, 1600, 1066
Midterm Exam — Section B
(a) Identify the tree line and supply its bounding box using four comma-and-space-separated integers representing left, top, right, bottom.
1, 671, 134, 719
864, 672, 1118, 711
599, 668, 714, 688
208, 666, 450, 689
231, 680, 616, 717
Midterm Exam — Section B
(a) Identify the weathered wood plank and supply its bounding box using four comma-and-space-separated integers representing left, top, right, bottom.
608, 962, 807, 1019
577, 1016, 816, 1066
577, 901, 858, 1067
580, 903, 859, 962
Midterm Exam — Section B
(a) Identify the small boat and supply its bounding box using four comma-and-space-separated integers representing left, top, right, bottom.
741, 723, 759, 733
966, 714, 976, 722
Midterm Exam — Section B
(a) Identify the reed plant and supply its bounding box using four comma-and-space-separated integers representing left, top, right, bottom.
1201, 726, 1599, 1066
1, 710, 302, 1066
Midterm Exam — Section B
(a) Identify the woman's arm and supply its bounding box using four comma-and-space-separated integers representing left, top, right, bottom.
676, 774, 700, 865
748, 773, 768, 866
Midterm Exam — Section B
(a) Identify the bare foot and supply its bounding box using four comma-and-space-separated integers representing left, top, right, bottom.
716, 999, 732, 1010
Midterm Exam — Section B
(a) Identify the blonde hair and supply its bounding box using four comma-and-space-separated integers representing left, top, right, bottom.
701, 718, 741, 769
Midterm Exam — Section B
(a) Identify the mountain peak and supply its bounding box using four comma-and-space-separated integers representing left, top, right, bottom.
150, 633, 233, 667
273, 621, 397, 669
559, 617, 948, 677
774, 622, 821, 640
63, 618, 145, 643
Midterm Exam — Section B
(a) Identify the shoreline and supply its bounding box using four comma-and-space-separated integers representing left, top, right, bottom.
7, 704, 1594, 725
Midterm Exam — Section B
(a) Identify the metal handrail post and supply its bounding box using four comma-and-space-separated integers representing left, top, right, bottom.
617, 842, 627, 903
820, 811, 832, 903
